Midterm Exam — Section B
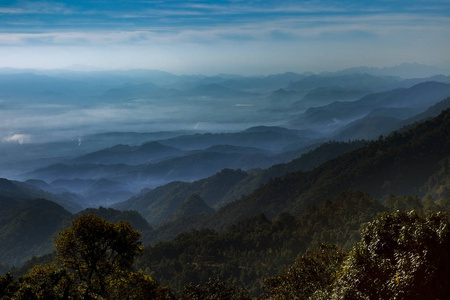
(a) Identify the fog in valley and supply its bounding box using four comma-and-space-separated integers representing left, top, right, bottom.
1, 65, 450, 206
2, 2, 450, 297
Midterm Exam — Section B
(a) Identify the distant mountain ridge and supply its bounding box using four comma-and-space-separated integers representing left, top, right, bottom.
147, 109, 450, 241
333, 63, 450, 78
288, 81, 450, 132
0, 178, 81, 212
69, 141, 185, 165
168, 194, 214, 222
113, 140, 366, 225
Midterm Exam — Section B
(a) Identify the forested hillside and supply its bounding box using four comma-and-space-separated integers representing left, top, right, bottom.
1, 109, 450, 298
2, 199, 449, 298
166, 108, 450, 234
113, 140, 366, 226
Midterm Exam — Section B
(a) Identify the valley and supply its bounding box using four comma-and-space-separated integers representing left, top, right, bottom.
1, 66, 450, 298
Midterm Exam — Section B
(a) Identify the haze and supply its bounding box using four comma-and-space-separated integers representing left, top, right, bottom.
0, 0, 449, 74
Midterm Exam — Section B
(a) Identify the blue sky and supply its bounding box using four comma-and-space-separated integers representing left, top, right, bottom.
0, 0, 449, 74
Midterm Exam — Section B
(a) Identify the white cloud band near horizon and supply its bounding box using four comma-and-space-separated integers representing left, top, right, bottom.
0, 0, 449, 74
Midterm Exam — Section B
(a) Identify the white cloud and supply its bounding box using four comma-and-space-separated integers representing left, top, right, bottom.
2, 134, 31, 144
0, 1, 448, 74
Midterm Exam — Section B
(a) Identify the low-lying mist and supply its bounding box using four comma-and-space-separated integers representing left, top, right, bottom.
1, 66, 450, 204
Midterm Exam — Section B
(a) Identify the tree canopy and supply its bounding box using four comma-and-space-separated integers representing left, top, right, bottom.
1, 214, 173, 299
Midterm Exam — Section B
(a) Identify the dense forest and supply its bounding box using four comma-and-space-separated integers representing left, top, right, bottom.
1, 109, 450, 298
147, 107, 450, 243
1, 207, 449, 299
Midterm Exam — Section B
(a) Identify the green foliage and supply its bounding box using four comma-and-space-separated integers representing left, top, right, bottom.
54, 214, 143, 297
139, 218, 300, 294
106, 270, 176, 300
4, 205, 450, 299
13, 264, 72, 299
300, 190, 386, 250
76, 206, 152, 232
179, 277, 251, 300
3, 110, 450, 298
422, 157, 450, 200
261, 245, 346, 300
384, 194, 423, 212
0, 214, 173, 299
114, 168, 250, 225
138, 190, 385, 295
115, 140, 365, 233
0, 272, 18, 298
154, 109, 450, 241
74, 206, 155, 245
0, 198, 71, 266
331, 211, 450, 299
167, 193, 215, 222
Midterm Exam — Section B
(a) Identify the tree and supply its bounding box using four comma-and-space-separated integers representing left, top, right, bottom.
0, 272, 19, 299
54, 214, 143, 297
261, 244, 346, 300
179, 277, 251, 300
1, 214, 174, 299
107, 270, 175, 300
52, 214, 175, 299
331, 211, 450, 300
12, 264, 72, 299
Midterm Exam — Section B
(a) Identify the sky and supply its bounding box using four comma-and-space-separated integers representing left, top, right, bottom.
0, 0, 450, 75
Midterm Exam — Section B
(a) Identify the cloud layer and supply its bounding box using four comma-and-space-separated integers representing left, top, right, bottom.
0, 0, 449, 74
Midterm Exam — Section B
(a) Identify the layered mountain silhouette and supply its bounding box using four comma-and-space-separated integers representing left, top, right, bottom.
143, 109, 450, 242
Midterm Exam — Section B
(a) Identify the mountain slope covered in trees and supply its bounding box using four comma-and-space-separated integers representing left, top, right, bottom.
151, 109, 450, 239
113, 140, 366, 225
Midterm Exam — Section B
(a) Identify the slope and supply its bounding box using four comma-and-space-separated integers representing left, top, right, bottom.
0, 178, 82, 212
113, 141, 365, 225
69, 141, 185, 165
0, 198, 71, 266
156, 108, 450, 235
288, 81, 450, 131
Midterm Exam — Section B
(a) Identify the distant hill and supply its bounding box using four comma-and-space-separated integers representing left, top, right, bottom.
113, 140, 365, 226
334, 63, 450, 78
24, 126, 315, 193
24, 163, 130, 183
69, 141, 185, 165
269, 88, 301, 104
0, 202, 155, 267
158, 126, 311, 152
22, 125, 322, 208
288, 81, 450, 132
291, 87, 369, 109
287, 73, 401, 93
167, 194, 214, 222
74, 206, 152, 233
183, 83, 256, 98
102, 82, 176, 101
112, 169, 249, 224
0, 198, 71, 266
202, 72, 307, 93
333, 116, 401, 141
391, 96, 450, 131
150, 109, 450, 240
0, 73, 89, 103
0, 178, 82, 212
199, 144, 271, 155
333, 96, 450, 141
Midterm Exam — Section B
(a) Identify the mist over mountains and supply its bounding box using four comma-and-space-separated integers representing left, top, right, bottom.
1, 63, 450, 269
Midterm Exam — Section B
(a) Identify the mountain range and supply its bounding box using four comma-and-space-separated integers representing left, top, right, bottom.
0, 107, 448, 271
146, 108, 450, 242
1, 65, 450, 272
